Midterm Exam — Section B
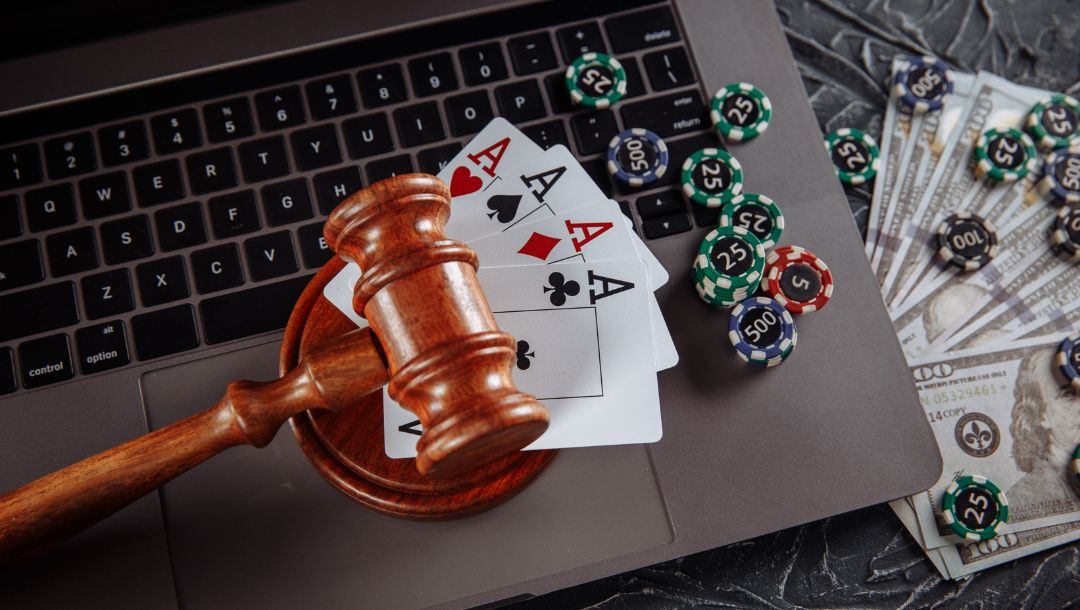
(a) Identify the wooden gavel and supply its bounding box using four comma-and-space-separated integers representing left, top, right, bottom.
0, 174, 550, 559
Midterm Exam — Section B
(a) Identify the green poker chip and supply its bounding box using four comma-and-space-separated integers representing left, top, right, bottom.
692, 225, 765, 308
973, 127, 1038, 182
564, 52, 627, 109
941, 474, 1009, 541
681, 148, 744, 208
709, 82, 772, 142
825, 128, 879, 186
719, 193, 784, 251
1073, 443, 1080, 482
1026, 94, 1080, 150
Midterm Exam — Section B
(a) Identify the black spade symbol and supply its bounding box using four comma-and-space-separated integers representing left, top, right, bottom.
487, 194, 522, 224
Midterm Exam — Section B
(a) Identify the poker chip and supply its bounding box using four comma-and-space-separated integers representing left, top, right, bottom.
692, 225, 766, 308
1072, 443, 1080, 482
728, 296, 797, 367
936, 213, 999, 271
763, 245, 834, 314
606, 128, 669, 187
1051, 204, 1080, 261
719, 194, 784, 251
681, 148, 744, 208
893, 56, 955, 113
972, 127, 1037, 183
825, 128, 879, 185
564, 52, 627, 109
709, 82, 772, 142
941, 475, 1009, 541
1026, 94, 1080, 150
1038, 144, 1080, 205
1056, 336, 1080, 391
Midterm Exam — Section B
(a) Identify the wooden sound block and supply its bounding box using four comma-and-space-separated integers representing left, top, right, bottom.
280, 257, 557, 519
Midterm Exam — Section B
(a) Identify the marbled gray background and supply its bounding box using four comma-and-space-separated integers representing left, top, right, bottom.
517, 1, 1080, 607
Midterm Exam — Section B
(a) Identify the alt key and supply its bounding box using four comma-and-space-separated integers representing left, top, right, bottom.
75, 320, 130, 375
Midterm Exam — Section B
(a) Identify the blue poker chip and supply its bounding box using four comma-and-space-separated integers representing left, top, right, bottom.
893, 56, 955, 113
1038, 144, 1080, 205
607, 128, 669, 188
727, 296, 797, 367
1057, 336, 1080, 391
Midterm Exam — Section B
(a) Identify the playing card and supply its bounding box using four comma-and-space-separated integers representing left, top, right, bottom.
382, 260, 662, 457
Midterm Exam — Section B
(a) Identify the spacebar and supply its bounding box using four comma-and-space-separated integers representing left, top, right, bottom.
199, 275, 314, 344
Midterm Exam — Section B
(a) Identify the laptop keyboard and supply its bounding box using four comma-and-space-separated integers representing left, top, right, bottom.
0, 0, 719, 396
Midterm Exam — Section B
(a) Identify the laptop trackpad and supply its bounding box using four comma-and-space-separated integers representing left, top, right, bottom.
142, 340, 673, 609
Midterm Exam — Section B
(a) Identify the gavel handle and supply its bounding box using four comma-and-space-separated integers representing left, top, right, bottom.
0, 328, 388, 560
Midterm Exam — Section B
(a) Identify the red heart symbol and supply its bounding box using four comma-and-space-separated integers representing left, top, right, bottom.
449, 166, 483, 197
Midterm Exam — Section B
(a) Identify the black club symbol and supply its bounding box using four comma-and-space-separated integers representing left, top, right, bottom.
543, 272, 580, 306
515, 340, 535, 370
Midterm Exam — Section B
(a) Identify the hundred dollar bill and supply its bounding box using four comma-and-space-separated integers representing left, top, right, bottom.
940, 519, 1080, 579
906, 336, 1080, 551
871, 71, 975, 286
865, 58, 911, 270
1013, 299, 1080, 342
880, 72, 1049, 313
890, 203, 1057, 357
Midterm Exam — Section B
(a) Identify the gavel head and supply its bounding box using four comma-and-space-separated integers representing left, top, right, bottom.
323, 174, 549, 478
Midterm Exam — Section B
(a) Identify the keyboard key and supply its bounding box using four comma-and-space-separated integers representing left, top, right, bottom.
636, 190, 686, 218
133, 159, 185, 206
306, 75, 358, 120
75, 320, 129, 375
24, 183, 77, 231
570, 110, 618, 156
44, 132, 97, 179
0, 239, 44, 291
0, 282, 79, 342
150, 108, 202, 154
606, 6, 681, 53
98, 120, 150, 166
290, 124, 343, 171
200, 274, 312, 344
652, 132, 714, 190
208, 191, 261, 238
136, 256, 190, 306
132, 304, 199, 360
186, 147, 238, 195
408, 53, 458, 97
459, 43, 509, 86
238, 136, 290, 183
508, 32, 557, 75
692, 204, 720, 227
357, 64, 408, 109
0, 347, 15, 395
495, 80, 547, 124
255, 86, 306, 131
45, 227, 99, 277
523, 120, 569, 150
618, 200, 634, 221
100, 214, 154, 264
394, 102, 445, 148
621, 56, 647, 98
19, 333, 74, 388
417, 143, 462, 175
579, 158, 613, 197
81, 268, 135, 320
244, 231, 298, 281
0, 143, 43, 190
203, 97, 255, 143
1, 194, 22, 239
261, 178, 313, 226
297, 221, 332, 269
556, 22, 606, 62
312, 165, 363, 215
342, 113, 395, 160
191, 243, 245, 294
643, 47, 695, 91
366, 155, 413, 183
620, 90, 707, 138
445, 91, 494, 137
544, 73, 576, 114
155, 202, 207, 251
642, 212, 691, 239
79, 171, 131, 219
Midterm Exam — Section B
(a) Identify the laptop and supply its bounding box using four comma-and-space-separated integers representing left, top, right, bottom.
0, 1, 942, 607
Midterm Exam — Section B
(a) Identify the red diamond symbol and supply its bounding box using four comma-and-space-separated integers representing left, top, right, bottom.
517, 232, 561, 260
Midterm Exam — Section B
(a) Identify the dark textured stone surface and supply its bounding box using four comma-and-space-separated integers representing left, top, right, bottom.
513, 2, 1080, 607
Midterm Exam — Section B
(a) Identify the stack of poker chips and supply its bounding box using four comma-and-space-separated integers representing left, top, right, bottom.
727, 296, 797, 368
692, 226, 766, 308
1052, 204, 1080, 261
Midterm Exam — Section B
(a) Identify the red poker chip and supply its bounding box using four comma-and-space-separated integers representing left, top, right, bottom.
763, 245, 834, 314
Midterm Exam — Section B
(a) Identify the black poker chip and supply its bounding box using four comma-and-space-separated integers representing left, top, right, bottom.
936, 212, 999, 271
